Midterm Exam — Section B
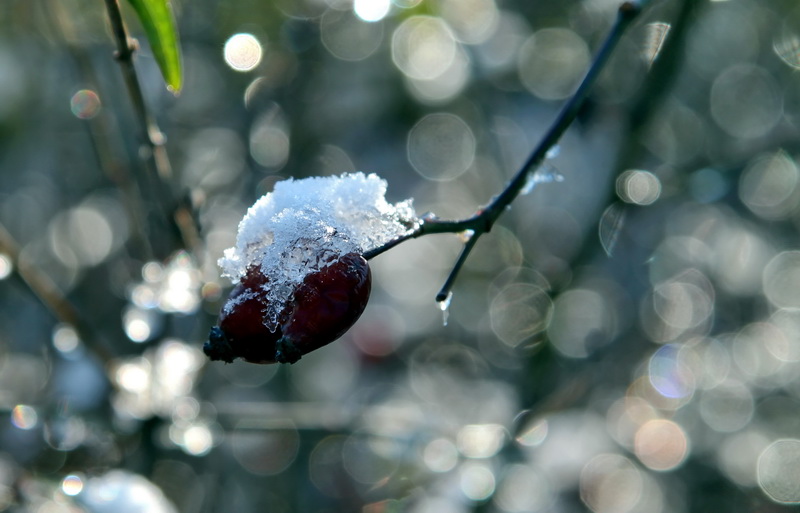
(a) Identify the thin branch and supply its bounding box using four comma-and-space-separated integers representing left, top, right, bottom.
482, 2, 640, 227
362, 215, 482, 260
0, 223, 114, 365
366, 2, 646, 300
566, 0, 704, 265
102, 0, 201, 258
436, 231, 480, 302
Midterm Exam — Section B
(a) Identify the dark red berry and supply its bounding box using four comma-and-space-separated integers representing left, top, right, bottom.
205, 252, 371, 364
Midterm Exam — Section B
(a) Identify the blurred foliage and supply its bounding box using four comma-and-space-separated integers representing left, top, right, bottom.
3, 0, 800, 511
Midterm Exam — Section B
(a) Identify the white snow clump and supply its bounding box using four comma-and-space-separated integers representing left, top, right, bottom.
218, 172, 417, 331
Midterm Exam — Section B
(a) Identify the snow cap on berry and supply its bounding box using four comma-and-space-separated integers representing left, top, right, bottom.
218, 172, 416, 332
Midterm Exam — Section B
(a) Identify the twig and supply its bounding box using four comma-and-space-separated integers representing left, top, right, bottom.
0, 223, 114, 364
567, 0, 704, 264
102, 0, 201, 258
365, 2, 646, 302
436, 232, 479, 302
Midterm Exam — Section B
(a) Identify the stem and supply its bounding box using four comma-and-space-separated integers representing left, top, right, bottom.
102, 0, 200, 257
436, 232, 480, 302
103, 0, 168, 177
482, 2, 640, 227
0, 223, 114, 364
366, 2, 645, 299
362, 215, 482, 260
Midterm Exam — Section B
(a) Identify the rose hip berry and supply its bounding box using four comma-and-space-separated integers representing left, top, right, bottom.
205, 252, 371, 364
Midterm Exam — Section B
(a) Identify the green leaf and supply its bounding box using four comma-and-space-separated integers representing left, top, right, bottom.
125, 0, 182, 93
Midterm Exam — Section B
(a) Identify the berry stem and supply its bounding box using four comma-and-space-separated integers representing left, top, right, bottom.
362, 214, 483, 260
275, 338, 303, 364
365, 2, 645, 300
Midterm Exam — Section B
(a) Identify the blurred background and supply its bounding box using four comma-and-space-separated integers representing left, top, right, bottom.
2, 0, 800, 511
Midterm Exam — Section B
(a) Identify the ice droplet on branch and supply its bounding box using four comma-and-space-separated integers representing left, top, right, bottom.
218, 172, 417, 332
521, 164, 565, 195
458, 229, 475, 244
437, 291, 454, 326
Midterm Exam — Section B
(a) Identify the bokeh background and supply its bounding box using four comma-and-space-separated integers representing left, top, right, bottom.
3, 0, 800, 511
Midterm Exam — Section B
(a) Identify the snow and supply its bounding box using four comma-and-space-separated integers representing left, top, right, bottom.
218, 172, 417, 331
521, 165, 565, 195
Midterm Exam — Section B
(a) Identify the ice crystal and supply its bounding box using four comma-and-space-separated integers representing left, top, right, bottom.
218, 172, 417, 331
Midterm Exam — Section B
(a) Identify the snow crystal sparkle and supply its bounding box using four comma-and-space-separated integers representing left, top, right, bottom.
218, 172, 417, 333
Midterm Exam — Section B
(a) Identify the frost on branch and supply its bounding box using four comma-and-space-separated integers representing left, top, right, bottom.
217, 172, 417, 333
